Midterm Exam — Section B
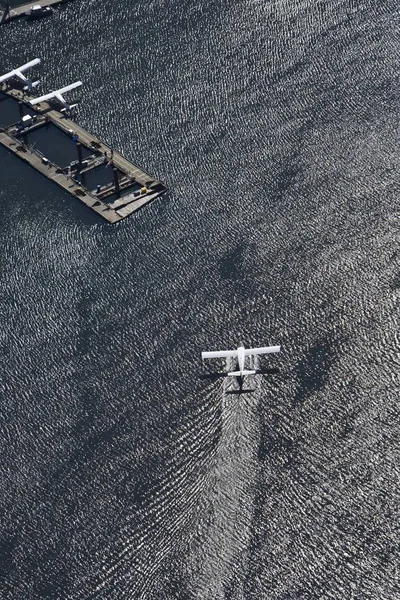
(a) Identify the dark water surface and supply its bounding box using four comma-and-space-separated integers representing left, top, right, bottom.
1, 1, 399, 598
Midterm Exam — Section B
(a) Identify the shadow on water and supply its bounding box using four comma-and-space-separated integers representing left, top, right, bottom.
0, 92, 36, 127
292, 337, 336, 406
23, 122, 92, 168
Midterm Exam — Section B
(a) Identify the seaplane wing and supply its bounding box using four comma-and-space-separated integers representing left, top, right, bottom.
54, 81, 83, 95
244, 346, 281, 356
202, 346, 280, 360
0, 58, 41, 84
201, 350, 239, 359
29, 81, 82, 105
30, 91, 59, 105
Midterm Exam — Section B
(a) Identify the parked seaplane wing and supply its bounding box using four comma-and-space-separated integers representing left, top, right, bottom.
0, 58, 41, 84
29, 81, 83, 105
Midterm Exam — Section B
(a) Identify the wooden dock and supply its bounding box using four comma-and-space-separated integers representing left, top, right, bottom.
0, 85, 167, 223
0, 0, 73, 24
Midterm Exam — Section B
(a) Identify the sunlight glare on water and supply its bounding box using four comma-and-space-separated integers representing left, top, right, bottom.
0, 0, 399, 598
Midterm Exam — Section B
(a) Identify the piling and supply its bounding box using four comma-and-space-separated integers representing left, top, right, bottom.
113, 167, 121, 199
76, 141, 83, 170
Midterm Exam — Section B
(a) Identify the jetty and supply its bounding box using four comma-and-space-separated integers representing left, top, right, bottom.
0, 85, 167, 223
1, 0, 73, 24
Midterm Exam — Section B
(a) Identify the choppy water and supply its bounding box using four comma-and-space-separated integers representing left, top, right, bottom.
0, 0, 399, 598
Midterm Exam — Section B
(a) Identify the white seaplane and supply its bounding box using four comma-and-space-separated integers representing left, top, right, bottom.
29, 81, 82, 113
0, 58, 41, 93
202, 344, 280, 393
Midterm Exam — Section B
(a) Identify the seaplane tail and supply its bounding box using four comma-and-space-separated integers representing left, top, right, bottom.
0, 58, 41, 91
227, 369, 257, 377
29, 81, 83, 108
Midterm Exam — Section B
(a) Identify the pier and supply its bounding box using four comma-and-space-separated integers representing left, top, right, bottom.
0, 85, 167, 223
1, 0, 73, 24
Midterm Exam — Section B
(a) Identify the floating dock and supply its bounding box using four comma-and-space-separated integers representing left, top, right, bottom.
0, 85, 167, 223
0, 0, 73, 24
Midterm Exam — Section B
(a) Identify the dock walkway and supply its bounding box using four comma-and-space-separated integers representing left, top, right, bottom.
49, 111, 157, 188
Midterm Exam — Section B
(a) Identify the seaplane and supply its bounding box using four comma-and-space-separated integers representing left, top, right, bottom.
0, 58, 41, 93
29, 81, 83, 114
201, 344, 280, 393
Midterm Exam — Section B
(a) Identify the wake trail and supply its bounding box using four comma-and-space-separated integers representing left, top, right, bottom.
185, 357, 262, 599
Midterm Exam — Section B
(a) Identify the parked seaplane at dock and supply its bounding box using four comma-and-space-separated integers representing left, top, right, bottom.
201, 344, 280, 393
0, 58, 41, 93
29, 81, 82, 114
